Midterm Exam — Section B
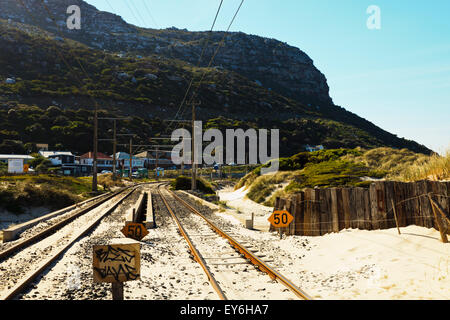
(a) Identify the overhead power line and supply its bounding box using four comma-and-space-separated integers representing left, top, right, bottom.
141, 0, 159, 29
179, 0, 245, 122
164, 0, 225, 135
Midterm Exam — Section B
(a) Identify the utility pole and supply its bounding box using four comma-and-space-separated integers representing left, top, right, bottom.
129, 137, 133, 179
181, 123, 185, 176
155, 146, 159, 180
98, 117, 131, 180
188, 101, 201, 191
194, 102, 198, 190
113, 120, 117, 179
115, 133, 135, 180
92, 105, 98, 192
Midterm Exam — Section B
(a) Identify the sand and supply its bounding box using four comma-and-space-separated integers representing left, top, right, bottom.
217, 186, 450, 300
217, 186, 273, 231
0, 207, 51, 230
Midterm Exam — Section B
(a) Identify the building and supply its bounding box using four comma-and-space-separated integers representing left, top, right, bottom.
113, 152, 145, 170
135, 151, 176, 169
0, 154, 34, 173
0, 154, 34, 164
304, 145, 325, 152
38, 151, 82, 176
80, 152, 115, 173
35, 143, 49, 151
39, 151, 75, 166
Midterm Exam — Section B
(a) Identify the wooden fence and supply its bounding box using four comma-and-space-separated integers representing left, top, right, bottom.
271, 181, 450, 237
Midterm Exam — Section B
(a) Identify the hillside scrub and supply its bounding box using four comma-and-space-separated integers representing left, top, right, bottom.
0, 21, 432, 156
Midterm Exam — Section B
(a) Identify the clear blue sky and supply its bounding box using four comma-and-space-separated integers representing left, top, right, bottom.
85, 0, 450, 153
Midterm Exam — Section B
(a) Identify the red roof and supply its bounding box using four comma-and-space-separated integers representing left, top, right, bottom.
80, 152, 112, 160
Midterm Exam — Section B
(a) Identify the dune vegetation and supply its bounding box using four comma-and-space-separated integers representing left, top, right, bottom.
0, 174, 105, 214
236, 147, 449, 206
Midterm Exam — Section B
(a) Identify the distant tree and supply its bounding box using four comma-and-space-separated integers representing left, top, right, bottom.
28, 154, 51, 169
24, 142, 38, 153
0, 140, 26, 154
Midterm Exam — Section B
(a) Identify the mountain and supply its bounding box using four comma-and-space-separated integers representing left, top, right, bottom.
0, 0, 332, 106
0, 0, 432, 156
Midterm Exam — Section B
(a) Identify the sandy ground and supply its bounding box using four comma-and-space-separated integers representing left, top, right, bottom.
217, 186, 273, 231
216, 186, 450, 300
0, 207, 51, 231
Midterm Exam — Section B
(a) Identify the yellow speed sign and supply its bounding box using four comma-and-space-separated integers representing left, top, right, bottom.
268, 210, 294, 228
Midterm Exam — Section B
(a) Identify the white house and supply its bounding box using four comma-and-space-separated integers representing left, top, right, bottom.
39, 151, 75, 166
305, 145, 325, 152
0, 154, 34, 164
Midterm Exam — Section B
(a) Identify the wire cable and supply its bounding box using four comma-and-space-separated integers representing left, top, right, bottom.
171, 0, 245, 132
163, 0, 225, 135
141, 0, 160, 29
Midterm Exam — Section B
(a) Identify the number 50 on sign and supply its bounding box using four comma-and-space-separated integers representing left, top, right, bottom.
268, 210, 294, 228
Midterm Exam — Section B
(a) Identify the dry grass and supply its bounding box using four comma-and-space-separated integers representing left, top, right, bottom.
394, 149, 450, 181
0, 174, 97, 214
344, 147, 450, 182
246, 171, 296, 205
97, 173, 125, 189
342, 147, 429, 178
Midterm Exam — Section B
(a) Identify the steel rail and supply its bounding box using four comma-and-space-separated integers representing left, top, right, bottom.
165, 187, 313, 300
156, 186, 228, 300
0, 187, 130, 261
0, 186, 138, 300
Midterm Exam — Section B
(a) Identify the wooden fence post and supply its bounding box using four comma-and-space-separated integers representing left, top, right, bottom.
330, 188, 339, 233
369, 184, 379, 230
341, 188, 351, 230
428, 194, 448, 243
311, 189, 321, 236
303, 189, 312, 236
112, 282, 124, 300
391, 199, 401, 235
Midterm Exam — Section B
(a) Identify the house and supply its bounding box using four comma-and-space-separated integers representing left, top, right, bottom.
304, 145, 325, 152
35, 143, 49, 151
39, 151, 75, 166
135, 151, 175, 169
38, 151, 82, 176
80, 152, 115, 173
0, 154, 34, 173
113, 152, 145, 170
0, 154, 34, 164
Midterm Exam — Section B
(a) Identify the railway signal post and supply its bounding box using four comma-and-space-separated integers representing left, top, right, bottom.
93, 241, 141, 300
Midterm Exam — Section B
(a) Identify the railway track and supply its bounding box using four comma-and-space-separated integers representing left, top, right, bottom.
0, 181, 312, 300
0, 187, 132, 260
157, 184, 312, 300
0, 185, 140, 300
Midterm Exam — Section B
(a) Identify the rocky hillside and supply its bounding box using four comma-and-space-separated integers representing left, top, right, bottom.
0, 0, 333, 107
0, 0, 432, 155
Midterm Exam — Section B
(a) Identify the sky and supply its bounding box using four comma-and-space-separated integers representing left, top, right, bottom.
85, 0, 450, 153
